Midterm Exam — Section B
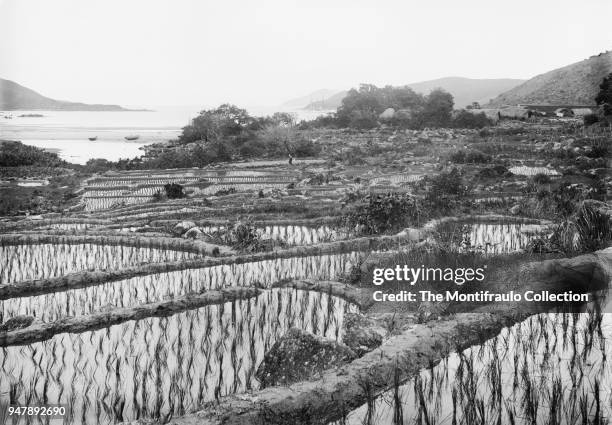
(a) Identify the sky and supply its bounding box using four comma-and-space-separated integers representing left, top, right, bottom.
1, 0, 611, 108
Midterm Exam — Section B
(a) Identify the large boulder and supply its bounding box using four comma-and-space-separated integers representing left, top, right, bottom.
379, 108, 395, 121
184, 227, 203, 239
173, 221, 196, 236
255, 328, 357, 388
0, 315, 36, 332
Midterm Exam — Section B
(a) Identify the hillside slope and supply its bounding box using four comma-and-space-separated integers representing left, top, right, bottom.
280, 89, 340, 109
0, 78, 129, 111
301, 77, 525, 110
488, 51, 612, 106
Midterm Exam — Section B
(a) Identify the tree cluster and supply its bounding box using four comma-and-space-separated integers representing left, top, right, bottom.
335, 84, 454, 129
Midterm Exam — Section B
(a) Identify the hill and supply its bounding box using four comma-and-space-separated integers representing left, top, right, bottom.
0, 78, 130, 111
302, 91, 349, 110
488, 51, 612, 107
280, 89, 340, 110
300, 77, 525, 110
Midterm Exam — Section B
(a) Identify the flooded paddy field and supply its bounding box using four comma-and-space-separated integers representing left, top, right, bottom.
435, 218, 550, 255
332, 300, 612, 425
1, 252, 361, 322
0, 243, 201, 284
0, 288, 356, 424
200, 224, 349, 246
1, 121, 610, 425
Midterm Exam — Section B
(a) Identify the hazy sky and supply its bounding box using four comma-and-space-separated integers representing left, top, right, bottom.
1, 0, 610, 108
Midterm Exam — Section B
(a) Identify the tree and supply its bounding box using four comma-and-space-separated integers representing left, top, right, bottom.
419, 89, 454, 127
178, 104, 254, 144
336, 84, 385, 127
595, 72, 612, 117
452, 110, 492, 129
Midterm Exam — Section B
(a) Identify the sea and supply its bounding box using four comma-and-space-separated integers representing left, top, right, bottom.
0, 106, 330, 165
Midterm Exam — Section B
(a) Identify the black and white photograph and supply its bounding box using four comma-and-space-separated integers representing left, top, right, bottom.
0, 0, 611, 424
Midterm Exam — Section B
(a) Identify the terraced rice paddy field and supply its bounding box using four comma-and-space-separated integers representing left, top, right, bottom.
0, 125, 609, 424
332, 299, 612, 425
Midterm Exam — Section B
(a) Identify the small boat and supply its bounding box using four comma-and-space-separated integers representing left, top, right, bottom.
88, 136, 97, 141
125, 135, 140, 141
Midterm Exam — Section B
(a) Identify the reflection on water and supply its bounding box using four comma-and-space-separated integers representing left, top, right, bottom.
333, 298, 612, 425
201, 225, 348, 246
436, 221, 547, 255
0, 244, 200, 284
1, 252, 362, 322
0, 288, 357, 424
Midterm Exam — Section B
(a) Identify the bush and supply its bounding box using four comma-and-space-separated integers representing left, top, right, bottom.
531, 173, 551, 184
164, 183, 185, 199
452, 110, 493, 129
574, 203, 612, 251
449, 149, 492, 164
426, 168, 469, 197
0, 141, 65, 167
344, 193, 420, 235
478, 165, 510, 178
214, 187, 237, 196
292, 139, 320, 157
238, 139, 267, 157
422, 168, 471, 214
583, 113, 600, 126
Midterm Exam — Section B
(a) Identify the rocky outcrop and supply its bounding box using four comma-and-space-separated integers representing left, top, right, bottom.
173, 221, 196, 236
183, 227, 203, 239
255, 328, 356, 388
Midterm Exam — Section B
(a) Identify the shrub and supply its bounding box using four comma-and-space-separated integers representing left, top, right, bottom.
292, 138, 320, 157
478, 165, 510, 178
344, 193, 420, 235
452, 110, 493, 129
449, 149, 491, 164
531, 173, 551, 184
229, 218, 279, 252
239, 139, 267, 157
214, 187, 237, 196
163, 183, 185, 199
422, 168, 471, 214
574, 203, 612, 251
583, 114, 600, 126
426, 168, 469, 197
0, 141, 65, 167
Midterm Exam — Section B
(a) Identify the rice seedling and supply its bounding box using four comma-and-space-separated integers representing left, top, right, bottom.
0, 288, 356, 424
330, 298, 612, 425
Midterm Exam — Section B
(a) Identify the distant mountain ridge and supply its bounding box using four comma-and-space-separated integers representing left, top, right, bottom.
292, 77, 525, 111
0, 78, 130, 111
487, 51, 612, 107
280, 89, 340, 110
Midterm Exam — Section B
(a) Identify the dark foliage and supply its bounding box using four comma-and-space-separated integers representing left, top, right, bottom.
0, 141, 65, 167
345, 192, 420, 235
583, 113, 600, 126
531, 173, 551, 184
163, 183, 185, 199
335, 84, 454, 129
449, 149, 491, 164
595, 72, 612, 116
452, 110, 493, 129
